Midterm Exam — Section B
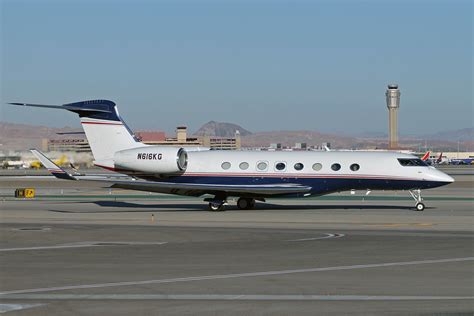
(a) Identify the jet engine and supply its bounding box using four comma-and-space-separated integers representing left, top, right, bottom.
114, 146, 188, 174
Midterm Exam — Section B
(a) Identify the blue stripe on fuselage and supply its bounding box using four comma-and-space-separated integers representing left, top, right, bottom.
139, 175, 449, 195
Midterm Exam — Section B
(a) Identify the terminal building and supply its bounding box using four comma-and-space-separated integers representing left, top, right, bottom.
43, 126, 241, 152
200, 131, 241, 150
135, 126, 242, 150
138, 126, 202, 147
44, 138, 91, 153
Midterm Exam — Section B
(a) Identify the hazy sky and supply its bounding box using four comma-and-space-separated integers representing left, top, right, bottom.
1, 0, 472, 135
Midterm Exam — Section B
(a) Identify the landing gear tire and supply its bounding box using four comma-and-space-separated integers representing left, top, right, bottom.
409, 189, 426, 212
237, 198, 255, 210
415, 202, 425, 212
208, 202, 225, 212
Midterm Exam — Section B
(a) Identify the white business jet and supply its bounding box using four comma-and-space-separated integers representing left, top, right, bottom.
10, 100, 454, 211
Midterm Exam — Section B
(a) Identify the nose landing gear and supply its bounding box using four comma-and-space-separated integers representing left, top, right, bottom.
409, 189, 425, 211
204, 196, 227, 212
208, 202, 226, 212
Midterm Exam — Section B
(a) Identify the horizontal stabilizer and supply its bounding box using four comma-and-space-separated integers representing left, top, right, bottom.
9, 102, 112, 113
30, 149, 76, 180
11, 100, 139, 162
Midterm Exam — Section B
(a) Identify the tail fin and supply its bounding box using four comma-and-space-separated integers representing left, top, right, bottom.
421, 151, 431, 161
437, 152, 443, 163
11, 100, 142, 165
71, 100, 141, 163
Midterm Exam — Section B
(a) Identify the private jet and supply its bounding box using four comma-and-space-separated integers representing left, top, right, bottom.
11, 100, 454, 211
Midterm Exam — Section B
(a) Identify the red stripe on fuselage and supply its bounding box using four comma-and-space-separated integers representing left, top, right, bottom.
94, 164, 117, 171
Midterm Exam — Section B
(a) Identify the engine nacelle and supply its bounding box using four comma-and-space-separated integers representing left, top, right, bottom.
114, 146, 188, 174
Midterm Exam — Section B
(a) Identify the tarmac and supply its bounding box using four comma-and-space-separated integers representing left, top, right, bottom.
0, 169, 473, 315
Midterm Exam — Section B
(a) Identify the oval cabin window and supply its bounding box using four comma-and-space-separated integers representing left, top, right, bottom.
331, 163, 341, 171
312, 163, 322, 171
294, 163, 304, 171
275, 162, 286, 171
257, 161, 268, 171
221, 162, 231, 170
239, 162, 249, 170
350, 163, 360, 171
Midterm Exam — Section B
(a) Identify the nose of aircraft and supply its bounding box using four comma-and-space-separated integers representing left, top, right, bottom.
429, 168, 455, 184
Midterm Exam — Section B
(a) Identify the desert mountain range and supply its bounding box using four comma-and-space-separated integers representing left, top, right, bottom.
1, 121, 472, 152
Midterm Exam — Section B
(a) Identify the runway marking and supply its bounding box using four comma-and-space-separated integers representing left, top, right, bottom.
370, 223, 434, 228
0, 303, 44, 313
12, 227, 51, 232
0, 257, 472, 295
286, 233, 345, 242
0, 241, 168, 252
0, 294, 472, 301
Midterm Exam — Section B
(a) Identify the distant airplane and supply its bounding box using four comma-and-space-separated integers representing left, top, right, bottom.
30, 154, 68, 169
11, 100, 454, 211
422, 152, 449, 165
420, 151, 431, 162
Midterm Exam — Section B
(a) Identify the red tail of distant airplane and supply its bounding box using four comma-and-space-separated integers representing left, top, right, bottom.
421, 151, 431, 161
436, 152, 443, 164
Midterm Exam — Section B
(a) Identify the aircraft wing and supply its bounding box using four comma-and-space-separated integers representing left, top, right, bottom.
106, 180, 311, 197
31, 149, 311, 197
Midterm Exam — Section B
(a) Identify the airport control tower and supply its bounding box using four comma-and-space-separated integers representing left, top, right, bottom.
386, 84, 400, 149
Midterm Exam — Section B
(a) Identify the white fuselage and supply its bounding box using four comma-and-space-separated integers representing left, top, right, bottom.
127, 150, 454, 196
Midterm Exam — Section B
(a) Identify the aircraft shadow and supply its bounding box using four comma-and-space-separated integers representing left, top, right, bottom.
261, 203, 416, 211
48, 200, 418, 213
49, 201, 205, 213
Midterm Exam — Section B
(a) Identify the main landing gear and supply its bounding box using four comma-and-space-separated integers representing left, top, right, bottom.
409, 189, 425, 211
204, 197, 258, 211
236, 197, 256, 210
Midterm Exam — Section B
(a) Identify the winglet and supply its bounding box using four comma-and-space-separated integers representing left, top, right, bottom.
30, 149, 77, 180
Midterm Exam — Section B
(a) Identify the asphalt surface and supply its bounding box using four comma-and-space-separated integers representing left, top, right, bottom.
0, 176, 473, 315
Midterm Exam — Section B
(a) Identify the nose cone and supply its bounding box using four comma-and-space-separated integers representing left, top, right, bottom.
429, 168, 455, 184
443, 173, 455, 183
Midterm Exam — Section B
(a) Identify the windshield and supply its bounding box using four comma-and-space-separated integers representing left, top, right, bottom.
397, 158, 428, 167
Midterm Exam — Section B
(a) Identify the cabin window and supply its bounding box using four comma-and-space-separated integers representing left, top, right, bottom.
239, 162, 249, 170
294, 162, 304, 171
257, 161, 268, 171
331, 163, 341, 171
398, 158, 428, 167
221, 162, 231, 170
350, 163, 360, 171
312, 163, 322, 171
275, 162, 286, 171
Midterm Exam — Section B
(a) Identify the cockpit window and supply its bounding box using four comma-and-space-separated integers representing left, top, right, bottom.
397, 158, 428, 167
